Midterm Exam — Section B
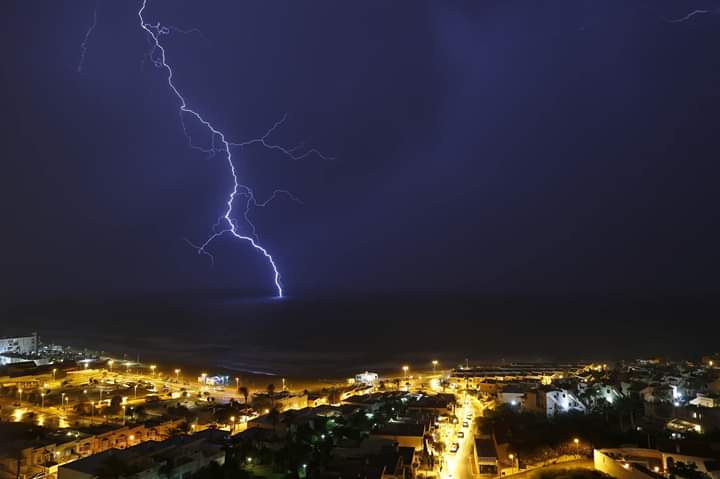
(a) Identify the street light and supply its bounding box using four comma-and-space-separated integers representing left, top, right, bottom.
235, 377, 240, 391
41, 393, 45, 408
52, 368, 57, 380
175, 369, 181, 382
134, 384, 138, 399
150, 365, 156, 376
574, 438, 580, 456
91, 401, 95, 418
432, 360, 439, 373
18, 388, 23, 403
230, 416, 236, 433
402, 365, 409, 378
61, 393, 66, 411
108, 360, 114, 371
201, 373, 207, 384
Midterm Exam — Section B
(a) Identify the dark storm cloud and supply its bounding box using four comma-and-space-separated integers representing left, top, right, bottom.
2, 0, 720, 298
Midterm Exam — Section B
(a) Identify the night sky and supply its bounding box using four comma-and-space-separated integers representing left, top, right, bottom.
3, 1, 720, 301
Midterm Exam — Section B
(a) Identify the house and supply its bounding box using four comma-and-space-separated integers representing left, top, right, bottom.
690, 394, 719, 408
407, 393, 455, 415
525, 388, 586, 417
497, 384, 527, 407
58, 433, 225, 479
370, 422, 427, 451
473, 437, 499, 476
594, 447, 720, 479
0, 419, 184, 479
251, 390, 308, 411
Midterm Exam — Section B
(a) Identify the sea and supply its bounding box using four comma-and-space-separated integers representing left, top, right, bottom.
1, 291, 716, 385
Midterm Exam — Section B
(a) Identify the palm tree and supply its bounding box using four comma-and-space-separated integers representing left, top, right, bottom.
267, 383, 276, 407
393, 378, 400, 390
239, 386, 249, 405
268, 407, 281, 435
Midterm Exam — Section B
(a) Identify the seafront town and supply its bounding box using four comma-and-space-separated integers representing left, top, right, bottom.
1, 333, 720, 479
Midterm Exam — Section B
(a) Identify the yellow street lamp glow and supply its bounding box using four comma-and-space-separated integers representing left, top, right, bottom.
574, 438, 580, 444
509, 454, 514, 460
230, 416, 236, 422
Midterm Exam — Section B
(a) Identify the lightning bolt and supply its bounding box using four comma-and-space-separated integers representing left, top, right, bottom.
136, 0, 331, 297
77, 2, 97, 72
666, 9, 712, 23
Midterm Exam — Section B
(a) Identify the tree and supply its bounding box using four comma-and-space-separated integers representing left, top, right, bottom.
669, 461, 711, 479
267, 384, 276, 407
239, 387, 249, 405
268, 407, 281, 435
393, 378, 400, 390
328, 388, 342, 404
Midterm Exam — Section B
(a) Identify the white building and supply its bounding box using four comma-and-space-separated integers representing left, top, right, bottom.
0, 333, 37, 355
526, 388, 587, 417
690, 394, 718, 408
594, 447, 720, 479
355, 371, 379, 385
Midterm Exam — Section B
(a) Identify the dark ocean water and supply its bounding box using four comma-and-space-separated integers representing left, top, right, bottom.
1, 292, 718, 379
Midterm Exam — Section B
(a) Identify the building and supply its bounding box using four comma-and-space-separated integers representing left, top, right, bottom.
370, 423, 427, 451
355, 371, 380, 385
690, 394, 719, 408
497, 384, 528, 407
473, 437, 499, 476
450, 362, 589, 390
525, 388, 586, 417
0, 419, 184, 479
594, 447, 720, 479
58, 433, 225, 479
407, 393, 455, 415
0, 334, 38, 355
251, 390, 308, 411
